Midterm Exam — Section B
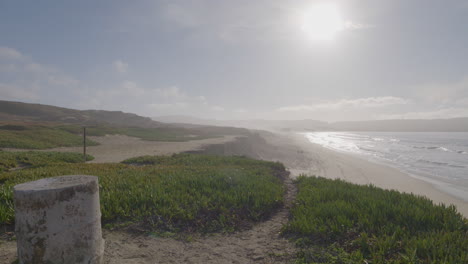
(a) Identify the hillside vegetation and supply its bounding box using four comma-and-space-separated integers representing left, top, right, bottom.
0, 153, 285, 234
0, 100, 161, 128
284, 176, 468, 264
0, 125, 99, 149
0, 151, 93, 172
0, 124, 247, 149
0, 100, 250, 149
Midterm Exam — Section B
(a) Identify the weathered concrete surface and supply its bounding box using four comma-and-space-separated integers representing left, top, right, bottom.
14, 175, 104, 264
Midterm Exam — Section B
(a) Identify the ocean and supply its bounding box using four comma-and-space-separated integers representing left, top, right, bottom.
303, 131, 468, 202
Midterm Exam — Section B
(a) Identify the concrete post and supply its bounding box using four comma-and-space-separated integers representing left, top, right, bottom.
13, 175, 104, 264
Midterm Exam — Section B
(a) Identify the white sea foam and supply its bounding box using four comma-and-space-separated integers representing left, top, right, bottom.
304, 132, 360, 153
303, 131, 468, 201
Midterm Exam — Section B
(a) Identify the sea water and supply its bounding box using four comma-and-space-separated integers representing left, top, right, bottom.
303, 131, 468, 202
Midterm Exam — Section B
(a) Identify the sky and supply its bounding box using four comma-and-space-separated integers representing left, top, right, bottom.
1, 0, 468, 122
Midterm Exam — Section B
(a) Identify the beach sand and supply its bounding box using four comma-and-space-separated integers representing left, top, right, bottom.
280, 132, 468, 218
187, 131, 468, 217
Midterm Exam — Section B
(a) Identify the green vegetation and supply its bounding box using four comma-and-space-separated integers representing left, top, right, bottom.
0, 151, 93, 172
284, 176, 468, 264
58, 125, 221, 142
0, 123, 242, 149
0, 153, 285, 234
0, 125, 98, 149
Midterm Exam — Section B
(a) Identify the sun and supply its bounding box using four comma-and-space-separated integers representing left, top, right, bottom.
301, 3, 344, 41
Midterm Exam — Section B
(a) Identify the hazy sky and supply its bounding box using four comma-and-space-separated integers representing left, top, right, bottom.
1, 0, 468, 122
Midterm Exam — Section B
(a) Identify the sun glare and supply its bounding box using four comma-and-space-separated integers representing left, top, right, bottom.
301, 3, 344, 41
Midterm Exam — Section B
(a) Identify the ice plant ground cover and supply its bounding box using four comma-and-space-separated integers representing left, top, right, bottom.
0, 124, 241, 149
284, 176, 468, 263
0, 153, 285, 234
0, 151, 93, 172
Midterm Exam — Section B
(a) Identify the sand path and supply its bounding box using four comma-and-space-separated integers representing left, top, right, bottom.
103, 176, 297, 264
1, 177, 297, 264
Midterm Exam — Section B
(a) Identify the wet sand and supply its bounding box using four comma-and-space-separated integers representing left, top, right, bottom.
281, 132, 468, 217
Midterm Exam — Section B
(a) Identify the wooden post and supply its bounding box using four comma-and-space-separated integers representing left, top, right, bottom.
83, 126, 87, 162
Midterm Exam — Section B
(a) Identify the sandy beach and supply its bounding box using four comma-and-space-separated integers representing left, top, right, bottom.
280, 132, 468, 218
187, 131, 468, 217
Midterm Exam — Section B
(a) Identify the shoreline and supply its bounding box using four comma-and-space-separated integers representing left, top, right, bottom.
282, 132, 468, 218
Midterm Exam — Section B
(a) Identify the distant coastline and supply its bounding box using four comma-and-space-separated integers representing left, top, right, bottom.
153, 114, 468, 133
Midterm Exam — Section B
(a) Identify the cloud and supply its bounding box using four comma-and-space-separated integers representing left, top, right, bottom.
233, 108, 247, 113
0, 64, 17, 72
24, 62, 55, 74
344, 21, 375, 30
378, 107, 468, 120
121, 81, 144, 95
143, 1, 374, 46
211, 106, 225, 111
147, 102, 189, 110
157, 1, 291, 44
0, 46, 80, 104
77, 80, 213, 116
156, 86, 185, 99
0, 46, 23, 59
410, 76, 468, 106
92, 82, 196, 103
0, 83, 40, 101
113, 60, 128, 73
162, 2, 203, 29
274, 96, 411, 121
278, 96, 409, 112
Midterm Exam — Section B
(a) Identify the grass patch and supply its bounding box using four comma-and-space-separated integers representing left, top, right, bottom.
59, 125, 234, 142
0, 151, 93, 172
0, 123, 242, 149
0, 125, 98, 149
0, 154, 285, 234
284, 176, 468, 264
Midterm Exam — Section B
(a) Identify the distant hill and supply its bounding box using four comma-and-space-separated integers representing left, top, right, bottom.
155, 115, 468, 132
153, 115, 329, 131
330, 118, 468, 132
0, 100, 162, 128
4, 101, 467, 132
153, 115, 213, 125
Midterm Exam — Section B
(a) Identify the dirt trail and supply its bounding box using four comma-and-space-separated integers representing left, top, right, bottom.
103, 176, 297, 264
0, 239, 16, 264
